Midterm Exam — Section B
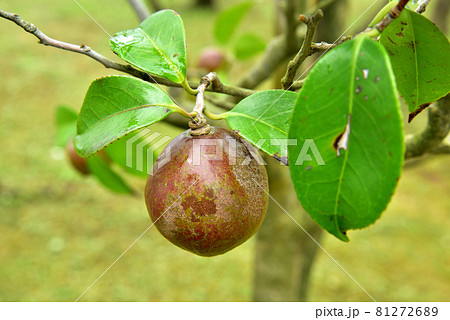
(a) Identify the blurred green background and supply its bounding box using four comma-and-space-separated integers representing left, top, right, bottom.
0, 0, 449, 301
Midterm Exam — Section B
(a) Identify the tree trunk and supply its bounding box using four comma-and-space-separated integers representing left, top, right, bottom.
252, 0, 348, 302
253, 158, 323, 301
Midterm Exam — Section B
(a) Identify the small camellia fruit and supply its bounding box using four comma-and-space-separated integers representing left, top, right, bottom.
197, 48, 224, 72
145, 127, 269, 256
66, 140, 89, 175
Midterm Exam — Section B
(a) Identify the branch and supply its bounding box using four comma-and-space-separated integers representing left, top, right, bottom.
372, 0, 410, 34
415, 0, 432, 14
310, 40, 335, 52
0, 10, 162, 81
405, 94, 450, 159
284, 0, 299, 54
0, 9, 254, 99
291, 79, 306, 91
206, 77, 255, 98
429, 143, 450, 155
281, 9, 323, 90
127, 0, 151, 22
236, 0, 341, 90
309, 36, 352, 53
356, 0, 410, 37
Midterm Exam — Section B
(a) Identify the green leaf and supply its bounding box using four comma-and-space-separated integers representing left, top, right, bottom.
55, 105, 78, 147
104, 128, 172, 178
110, 9, 187, 83
233, 33, 266, 60
214, 1, 253, 45
380, 9, 450, 113
225, 90, 297, 162
288, 37, 404, 241
74, 75, 176, 158
86, 155, 134, 194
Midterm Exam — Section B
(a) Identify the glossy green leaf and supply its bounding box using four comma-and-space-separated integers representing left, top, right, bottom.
87, 155, 134, 194
55, 105, 78, 147
74, 75, 176, 158
225, 90, 297, 162
288, 37, 404, 241
380, 9, 450, 113
214, 1, 253, 45
233, 33, 266, 60
110, 9, 187, 83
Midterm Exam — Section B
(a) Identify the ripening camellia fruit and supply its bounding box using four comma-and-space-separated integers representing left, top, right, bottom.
145, 127, 269, 256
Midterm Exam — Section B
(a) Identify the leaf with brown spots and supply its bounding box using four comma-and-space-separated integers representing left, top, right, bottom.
288, 37, 404, 241
380, 9, 450, 114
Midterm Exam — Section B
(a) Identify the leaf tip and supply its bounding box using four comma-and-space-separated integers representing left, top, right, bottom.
408, 102, 431, 122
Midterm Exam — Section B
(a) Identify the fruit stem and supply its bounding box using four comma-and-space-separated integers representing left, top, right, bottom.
172, 105, 195, 119
204, 108, 226, 120
188, 72, 221, 136
193, 72, 217, 115
181, 78, 199, 95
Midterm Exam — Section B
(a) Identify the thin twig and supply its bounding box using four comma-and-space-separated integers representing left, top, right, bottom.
373, 0, 410, 34
310, 41, 335, 52
405, 94, 450, 159
0, 9, 151, 78
281, 9, 323, 90
291, 79, 306, 91
354, 0, 410, 38
415, 0, 432, 14
0, 9, 254, 99
236, 0, 338, 90
127, 0, 151, 22
309, 36, 352, 53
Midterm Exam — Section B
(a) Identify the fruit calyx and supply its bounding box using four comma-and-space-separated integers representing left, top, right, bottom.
188, 113, 211, 136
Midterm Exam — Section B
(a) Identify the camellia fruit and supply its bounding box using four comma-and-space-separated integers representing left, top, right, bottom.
66, 140, 89, 175
144, 127, 269, 256
197, 48, 224, 72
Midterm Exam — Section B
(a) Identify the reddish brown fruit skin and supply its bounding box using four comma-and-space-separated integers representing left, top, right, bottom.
145, 127, 269, 256
66, 141, 89, 175
197, 48, 224, 72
